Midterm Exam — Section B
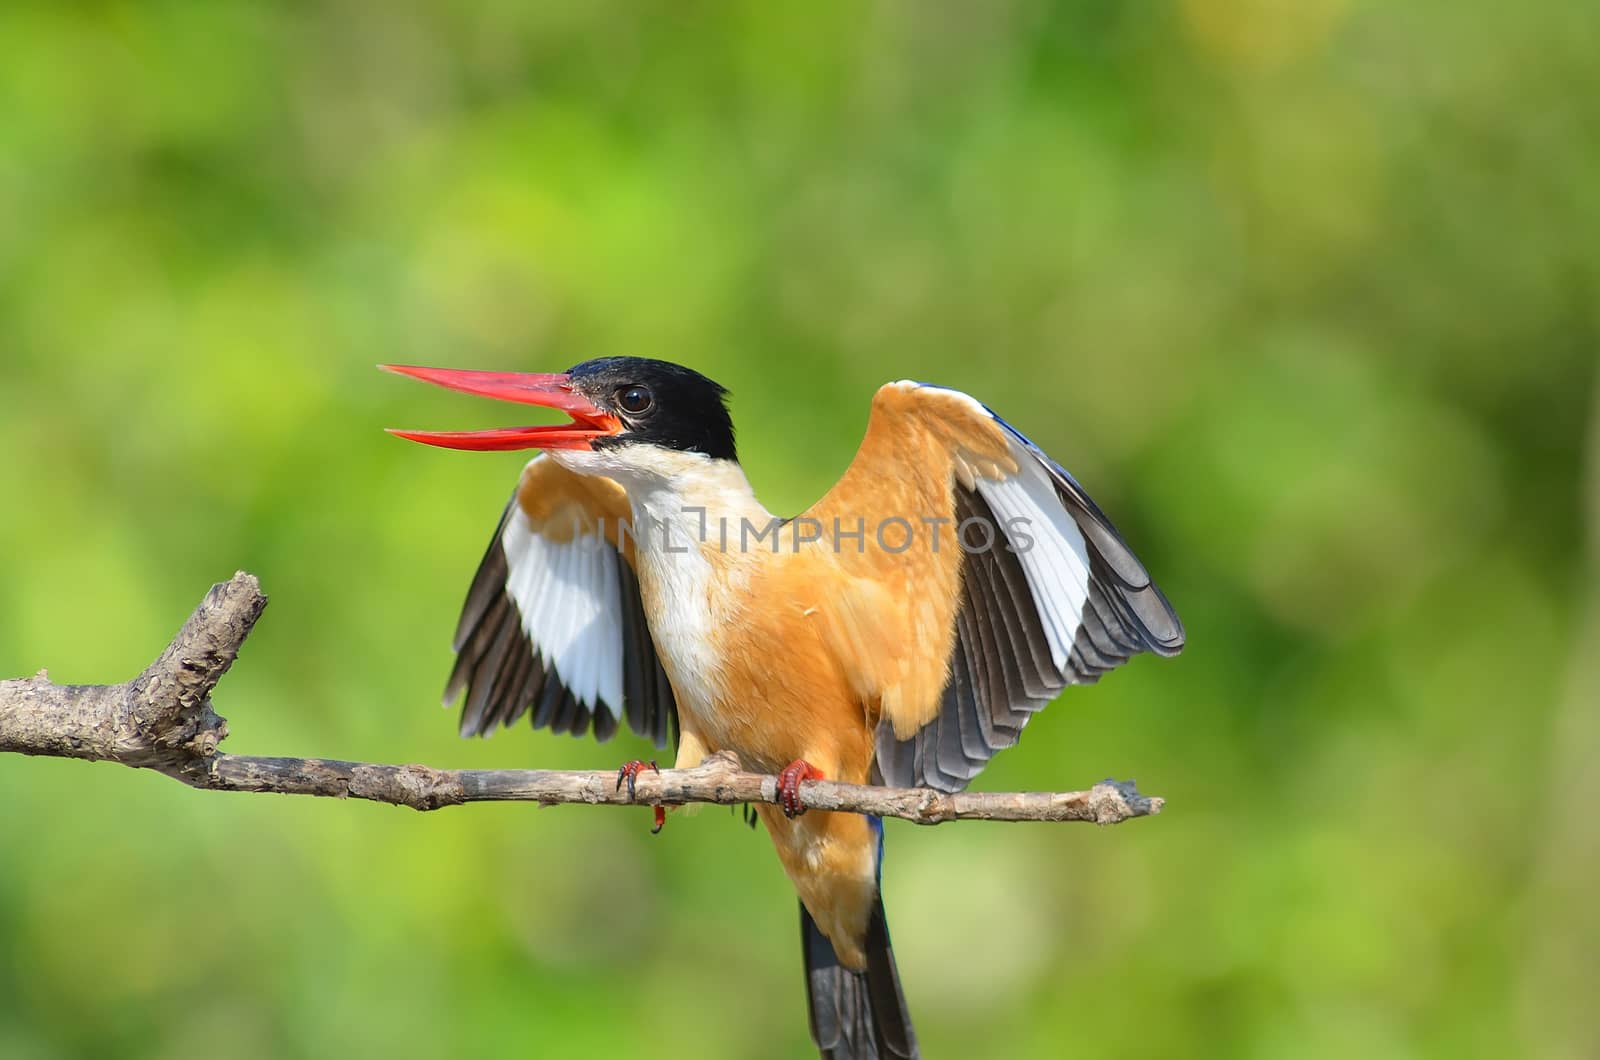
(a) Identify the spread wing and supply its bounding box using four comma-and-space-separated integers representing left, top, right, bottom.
445, 455, 677, 748
807, 381, 1183, 792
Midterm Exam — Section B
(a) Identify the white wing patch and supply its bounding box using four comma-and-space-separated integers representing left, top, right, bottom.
501, 507, 625, 717
974, 448, 1092, 671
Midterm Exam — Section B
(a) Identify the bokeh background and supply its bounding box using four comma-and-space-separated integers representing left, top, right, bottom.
2, 3, 1597, 1058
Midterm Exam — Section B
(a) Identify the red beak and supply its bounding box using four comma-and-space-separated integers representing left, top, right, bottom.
380, 365, 623, 451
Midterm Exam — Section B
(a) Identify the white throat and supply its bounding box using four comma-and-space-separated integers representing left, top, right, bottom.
550, 445, 771, 558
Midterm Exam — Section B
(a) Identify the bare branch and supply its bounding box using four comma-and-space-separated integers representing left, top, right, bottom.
0, 573, 1163, 826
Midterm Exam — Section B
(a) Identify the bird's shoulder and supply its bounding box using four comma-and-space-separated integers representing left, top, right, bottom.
795, 381, 1024, 735
803, 380, 1017, 531
514, 454, 634, 556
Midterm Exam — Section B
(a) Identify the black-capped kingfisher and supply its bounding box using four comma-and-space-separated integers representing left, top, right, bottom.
384, 357, 1184, 1059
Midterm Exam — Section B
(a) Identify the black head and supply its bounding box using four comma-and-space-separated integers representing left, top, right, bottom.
565, 357, 737, 462
382, 357, 736, 462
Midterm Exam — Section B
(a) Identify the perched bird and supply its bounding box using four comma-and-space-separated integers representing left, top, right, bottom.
385, 358, 1183, 1059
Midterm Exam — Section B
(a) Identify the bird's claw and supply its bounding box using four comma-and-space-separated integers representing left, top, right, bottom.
616, 760, 665, 834
616, 759, 660, 800
777, 759, 824, 818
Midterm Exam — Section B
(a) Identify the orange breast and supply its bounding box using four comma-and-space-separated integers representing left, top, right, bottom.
637, 542, 877, 782
714, 551, 878, 779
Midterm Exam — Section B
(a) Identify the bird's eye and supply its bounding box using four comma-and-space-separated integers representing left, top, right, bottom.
617, 385, 653, 415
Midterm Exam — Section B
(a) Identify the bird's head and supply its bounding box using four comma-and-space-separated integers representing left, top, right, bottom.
383, 357, 736, 481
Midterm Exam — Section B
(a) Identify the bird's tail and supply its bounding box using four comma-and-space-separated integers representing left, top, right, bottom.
800, 894, 918, 1060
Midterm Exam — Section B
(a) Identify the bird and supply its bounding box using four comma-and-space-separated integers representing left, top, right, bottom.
384, 357, 1184, 1059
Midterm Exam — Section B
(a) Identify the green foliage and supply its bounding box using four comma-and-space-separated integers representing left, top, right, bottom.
1, 3, 1595, 1057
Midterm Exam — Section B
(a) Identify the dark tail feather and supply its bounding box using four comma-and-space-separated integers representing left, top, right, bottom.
801, 897, 918, 1060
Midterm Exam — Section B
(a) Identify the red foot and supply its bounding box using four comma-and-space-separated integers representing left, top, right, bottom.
616, 759, 659, 798
615, 760, 666, 834
777, 759, 824, 818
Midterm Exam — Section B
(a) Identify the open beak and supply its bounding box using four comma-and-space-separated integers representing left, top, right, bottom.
380, 365, 623, 451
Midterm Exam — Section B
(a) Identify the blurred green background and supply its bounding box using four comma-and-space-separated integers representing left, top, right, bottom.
2, 2, 1596, 1058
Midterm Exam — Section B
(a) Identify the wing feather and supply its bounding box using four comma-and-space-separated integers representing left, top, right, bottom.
816, 382, 1183, 791
443, 455, 678, 748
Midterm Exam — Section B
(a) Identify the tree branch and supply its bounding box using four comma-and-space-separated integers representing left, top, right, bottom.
0, 573, 1163, 826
